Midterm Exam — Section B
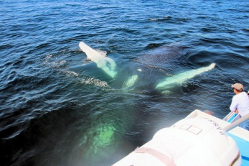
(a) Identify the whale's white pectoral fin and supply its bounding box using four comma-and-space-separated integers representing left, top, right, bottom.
104, 57, 116, 71
79, 42, 105, 61
96, 58, 117, 78
79, 42, 117, 78
156, 63, 216, 90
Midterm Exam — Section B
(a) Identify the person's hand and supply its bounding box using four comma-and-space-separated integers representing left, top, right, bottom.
235, 109, 239, 114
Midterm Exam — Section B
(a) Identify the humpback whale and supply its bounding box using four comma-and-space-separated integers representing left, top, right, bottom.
77, 41, 217, 164
79, 42, 216, 93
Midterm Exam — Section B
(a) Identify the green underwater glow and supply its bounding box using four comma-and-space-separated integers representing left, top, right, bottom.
80, 120, 117, 156
95, 123, 115, 147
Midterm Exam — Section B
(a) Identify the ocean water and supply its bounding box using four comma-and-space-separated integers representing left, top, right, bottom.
0, 0, 249, 165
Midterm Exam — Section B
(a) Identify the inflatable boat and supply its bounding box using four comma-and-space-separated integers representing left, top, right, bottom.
112, 110, 249, 166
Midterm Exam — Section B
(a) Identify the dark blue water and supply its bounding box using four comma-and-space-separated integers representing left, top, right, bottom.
1, 0, 249, 165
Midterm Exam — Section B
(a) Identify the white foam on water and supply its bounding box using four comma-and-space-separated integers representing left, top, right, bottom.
81, 77, 110, 88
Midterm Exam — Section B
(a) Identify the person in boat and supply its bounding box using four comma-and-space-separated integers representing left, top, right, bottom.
230, 83, 249, 130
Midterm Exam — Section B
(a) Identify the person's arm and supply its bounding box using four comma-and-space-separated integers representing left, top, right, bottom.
230, 96, 238, 112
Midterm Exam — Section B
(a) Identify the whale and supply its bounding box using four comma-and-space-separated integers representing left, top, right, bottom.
79, 41, 216, 93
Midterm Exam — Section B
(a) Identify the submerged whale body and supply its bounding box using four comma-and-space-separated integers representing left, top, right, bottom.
79, 41, 216, 93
